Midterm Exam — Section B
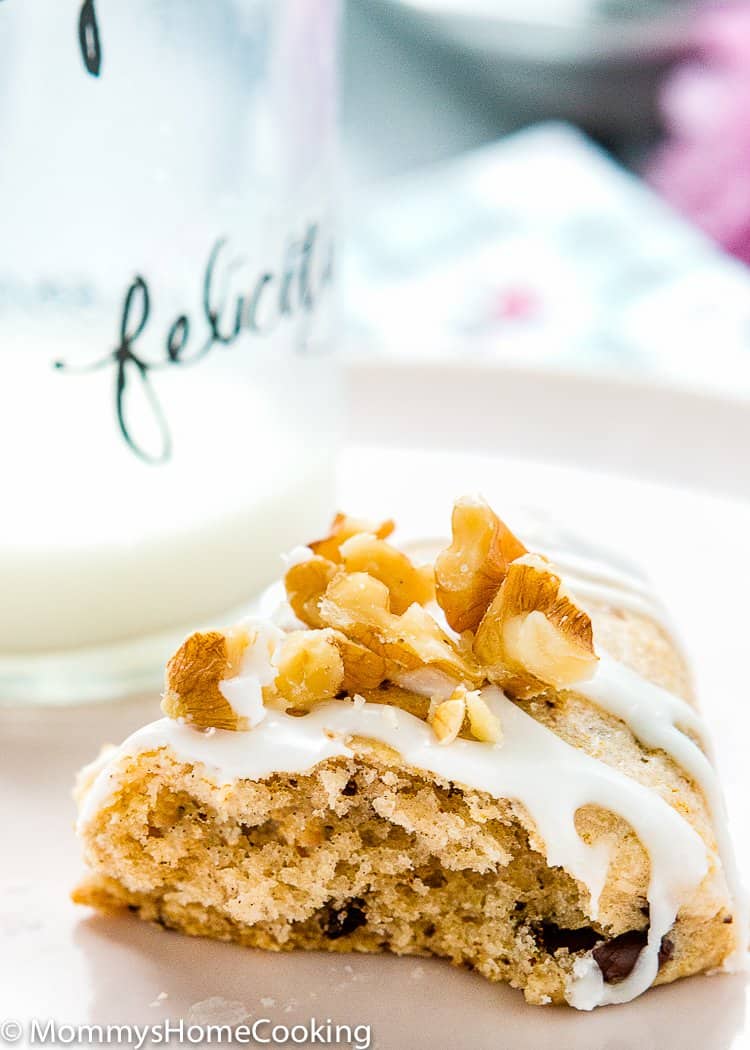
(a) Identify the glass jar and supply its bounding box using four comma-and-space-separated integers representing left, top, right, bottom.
0, 0, 340, 703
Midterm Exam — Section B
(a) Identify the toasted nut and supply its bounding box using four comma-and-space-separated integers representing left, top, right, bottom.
284, 555, 339, 628
465, 690, 502, 744
319, 572, 482, 686
474, 554, 598, 697
162, 627, 250, 731
339, 532, 435, 614
431, 695, 466, 745
274, 629, 345, 710
435, 496, 527, 633
322, 570, 391, 620
334, 633, 388, 692
309, 512, 395, 563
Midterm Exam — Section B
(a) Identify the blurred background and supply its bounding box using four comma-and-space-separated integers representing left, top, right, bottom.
338, 0, 750, 392
341, 0, 688, 181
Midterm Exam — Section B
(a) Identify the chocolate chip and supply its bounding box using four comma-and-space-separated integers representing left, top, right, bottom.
536, 922, 602, 955
321, 899, 367, 940
593, 929, 675, 984
342, 778, 358, 797
423, 923, 436, 938
658, 937, 674, 968
593, 930, 647, 983
723, 915, 734, 924
513, 901, 527, 913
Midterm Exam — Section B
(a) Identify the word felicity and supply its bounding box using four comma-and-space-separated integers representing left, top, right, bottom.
54, 227, 332, 464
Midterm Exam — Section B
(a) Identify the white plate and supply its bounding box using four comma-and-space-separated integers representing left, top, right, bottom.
2, 363, 749, 1048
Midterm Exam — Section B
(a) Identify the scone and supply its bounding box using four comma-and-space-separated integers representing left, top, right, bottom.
73, 498, 746, 1010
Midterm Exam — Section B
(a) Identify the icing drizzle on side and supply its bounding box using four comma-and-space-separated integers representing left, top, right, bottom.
577, 655, 747, 979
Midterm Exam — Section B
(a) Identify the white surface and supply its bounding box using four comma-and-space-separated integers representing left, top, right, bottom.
2, 364, 750, 1046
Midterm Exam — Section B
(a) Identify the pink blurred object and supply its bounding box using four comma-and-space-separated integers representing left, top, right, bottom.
648, 1, 750, 264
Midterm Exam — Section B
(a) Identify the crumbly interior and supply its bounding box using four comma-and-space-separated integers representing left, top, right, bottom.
74, 503, 739, 1005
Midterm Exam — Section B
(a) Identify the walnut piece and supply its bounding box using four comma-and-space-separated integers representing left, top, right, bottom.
318, 572, 482, 687
338, 532, 434, 614
285, 555, 339, 628
309, 512, 395, 563
473, 553, 598, 698
273, 629, 345, 710
465, 689, 503, 744
435, 495, 527, 633
334, 633, 388, 692
162, 627, 250, 731
431, 693, 466, 745
162, 499, 598, 749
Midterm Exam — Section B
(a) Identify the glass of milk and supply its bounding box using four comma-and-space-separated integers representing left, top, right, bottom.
0, 0, 340, 703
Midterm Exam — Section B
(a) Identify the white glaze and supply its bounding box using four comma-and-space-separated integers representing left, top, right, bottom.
79, 686, 711, 1009
218, 620, 285, 727
577, 655, 747, 976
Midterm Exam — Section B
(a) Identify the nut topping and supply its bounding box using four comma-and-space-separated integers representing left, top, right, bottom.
163, 498, 600, 748
309, 513, 395, 563
473, 553, 598, 697
162, 627, 250, 731
435, 496, 527, 633
338, 532, 434, 614
285, 555, 339, 629
465, 689, 503, 744
318, 572, 482, 686
273, 629, 345, 711
431, 693, 466, 745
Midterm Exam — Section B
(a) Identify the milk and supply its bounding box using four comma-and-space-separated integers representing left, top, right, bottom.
0, 0, 340, 701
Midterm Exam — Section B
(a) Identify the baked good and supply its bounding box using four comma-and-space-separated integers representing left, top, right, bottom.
73, 498, 746, 1009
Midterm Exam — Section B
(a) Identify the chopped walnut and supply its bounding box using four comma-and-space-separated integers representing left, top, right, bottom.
465, 690, 503, 744
435, 495, 527, 633
427, 684, 503, 744
284, 555, 339, 628
473, 553, 598, 698
162, 498, 599, 747
338, 532, 435, 614
318, 572, 482, 687
309, 512, 395, 563
273, 629, 345, 710
334, 633, 388, 692
162, 627, 250, 731
431, 693, 466, 745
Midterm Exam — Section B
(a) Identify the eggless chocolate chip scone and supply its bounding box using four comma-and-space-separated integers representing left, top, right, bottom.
73, 498, 746, 1010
